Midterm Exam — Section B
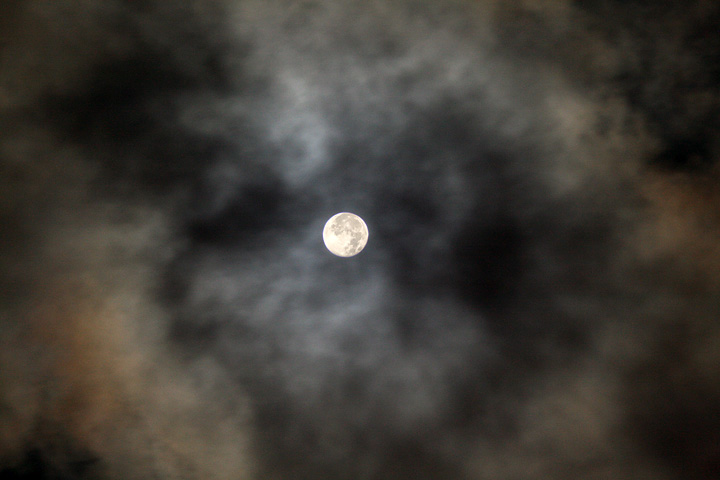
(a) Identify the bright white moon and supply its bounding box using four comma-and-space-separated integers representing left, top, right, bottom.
322, 212, 369, 257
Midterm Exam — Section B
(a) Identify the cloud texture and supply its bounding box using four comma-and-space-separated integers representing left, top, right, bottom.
1, 1, 719, 479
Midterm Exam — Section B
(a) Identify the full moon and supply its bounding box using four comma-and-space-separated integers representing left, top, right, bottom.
322, 212, 369, 257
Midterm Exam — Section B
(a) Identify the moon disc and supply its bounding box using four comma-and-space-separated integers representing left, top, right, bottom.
322, 212, 369, 257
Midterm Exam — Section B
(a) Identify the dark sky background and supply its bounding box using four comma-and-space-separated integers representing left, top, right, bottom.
1, 1, 720, 479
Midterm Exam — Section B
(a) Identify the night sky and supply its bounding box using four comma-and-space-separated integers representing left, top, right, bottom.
1, 1, 720, 479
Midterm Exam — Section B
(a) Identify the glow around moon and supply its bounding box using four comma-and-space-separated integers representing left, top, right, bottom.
322, 212, 369, 257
